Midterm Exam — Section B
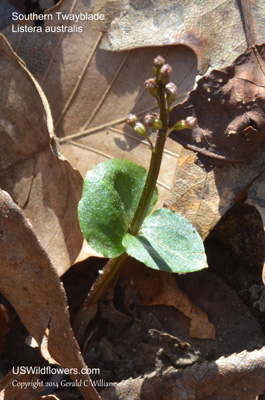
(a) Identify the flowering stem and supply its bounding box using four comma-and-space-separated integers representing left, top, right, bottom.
75, 58, 173, 341
129, 82, 168, 235
82, 83, 169, 311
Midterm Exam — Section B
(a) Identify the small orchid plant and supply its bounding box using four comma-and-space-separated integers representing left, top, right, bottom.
78, 56, 207, 307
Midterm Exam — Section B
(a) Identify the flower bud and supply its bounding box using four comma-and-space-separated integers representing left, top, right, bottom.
143, 113, 163, 130
172, 116, 198, 131
143, 113, 156, 127
159, 64, 172, 84
144, 78, 159, 97
153, 119, 163, 130
172, 120, 187, 131
185, 116, 198, 128
153, 55, 165, 75
165, 82, 178, 106
153, 55, 165, 68
127, 113, 139, 128
134, 122, 147, 136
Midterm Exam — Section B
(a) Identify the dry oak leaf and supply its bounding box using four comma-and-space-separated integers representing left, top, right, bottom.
0, 33, 83, 275
2, 0, 197, 214
0, 371, 44, 400
165, 44, 265, 255
165, 145, 265, 239
100, 346, 265, 400
0, 189, 100, 400
99, 0, 265, 73
169, 44, 265, 163
120, 260, 216, 340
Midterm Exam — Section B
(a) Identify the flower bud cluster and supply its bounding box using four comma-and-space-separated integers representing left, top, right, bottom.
144, 56, 178, 109
127, 56, 196, 148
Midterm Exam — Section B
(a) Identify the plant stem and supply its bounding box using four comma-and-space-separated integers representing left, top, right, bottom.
87, 84, 168, 304
77, 81, 169, 327
129, 82, 168, 235
84, 252, 128, 307
73, 253, 128, 343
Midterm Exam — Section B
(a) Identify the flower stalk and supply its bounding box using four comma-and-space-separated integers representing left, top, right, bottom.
77, 55, 195, 316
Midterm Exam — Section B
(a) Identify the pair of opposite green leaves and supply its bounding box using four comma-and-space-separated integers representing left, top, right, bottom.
78, 159, 207, 273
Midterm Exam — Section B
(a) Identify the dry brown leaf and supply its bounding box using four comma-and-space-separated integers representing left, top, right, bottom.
165, 145, 265, 239
2, 1, 265, 265
0, 371, 43, 400
177, 270, 265, 357
100, 346, 265, 400
2, 0, 196, 216
0, 33, 83, 275
165, 43, 265, 263
0, 189, 100, 400
0, 305, 9, 356
120, 261, 216, 340
99, 0, 265, 73
246, 175, 265, 283
169, 44, 265, 162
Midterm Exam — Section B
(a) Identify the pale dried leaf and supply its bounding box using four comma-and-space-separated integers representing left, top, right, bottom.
0, 189, 100, 400
75, 240, 105, 264
2, 0, 197, 218
99, 0, 265, 72
0, 34, 83, 275
165, 145, 265, 239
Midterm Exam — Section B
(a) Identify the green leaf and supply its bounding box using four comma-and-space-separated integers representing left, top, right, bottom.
78, 159, 158, 257
122, 208, 207, 273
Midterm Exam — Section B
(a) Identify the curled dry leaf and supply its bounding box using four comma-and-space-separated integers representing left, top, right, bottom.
100, 346, 265, 400
0, 190, 100, 400
169, 44, 265, 163
0, 34, 83, 275
99, 0, 265, 72
120, 261, 216, 340
166, 44, 265, 250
